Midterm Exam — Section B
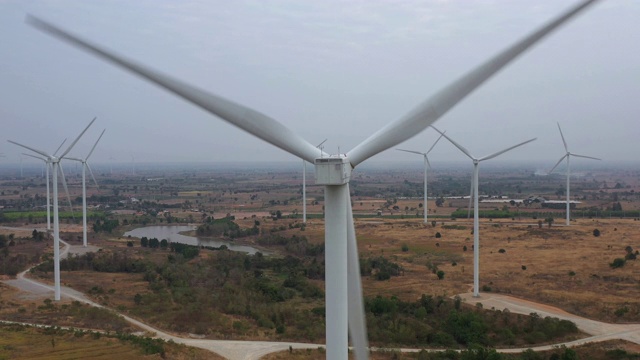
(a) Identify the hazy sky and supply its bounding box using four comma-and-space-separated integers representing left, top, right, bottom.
1, 0, 639, 169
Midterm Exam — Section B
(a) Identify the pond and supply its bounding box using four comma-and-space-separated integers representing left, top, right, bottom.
123, 225, 263, 255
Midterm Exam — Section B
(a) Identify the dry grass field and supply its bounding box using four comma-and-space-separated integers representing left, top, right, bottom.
0, 322, 220, 360
231, 215, 640, 323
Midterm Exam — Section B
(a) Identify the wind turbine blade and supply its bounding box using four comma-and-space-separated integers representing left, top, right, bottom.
431, 126, 475, 160
426, 132, 445, 155
8, 140, 50, 159
28, 16, 325, 164
557, 122, 569, 152
316, 139, 328, 148
22, 152, 46, 162
59, 117, 96, 159
478, 138, 536, 162
571, 153, 601, 161
64, 157, 83, 162
346, 185, 369, 360
58, 164, 74, 215
86, 129, 106, 161
425, 155, 432, 169
346, 0, 600, 167
53, 138, 67, 156
396, 149, 425, 156
86, 163, 99, 188
549, 154, 568, 174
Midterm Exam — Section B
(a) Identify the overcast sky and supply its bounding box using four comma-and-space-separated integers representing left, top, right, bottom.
1, 0, 638, 169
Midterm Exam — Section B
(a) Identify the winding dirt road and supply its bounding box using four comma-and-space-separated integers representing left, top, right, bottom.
2, 236, 639, 359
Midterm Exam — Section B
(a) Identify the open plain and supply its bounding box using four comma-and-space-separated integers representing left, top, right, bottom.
0, 162, 639, 359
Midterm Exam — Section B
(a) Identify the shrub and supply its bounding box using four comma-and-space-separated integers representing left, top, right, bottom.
593, 229, 601, 237
436, 270, 445, 280
498, 249, 506, 254
521, 265, 527, 270
610, 258, 626, 269
401, 244, 409, 252
435, 232, 442, 238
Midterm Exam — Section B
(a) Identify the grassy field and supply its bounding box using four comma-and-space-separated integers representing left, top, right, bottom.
0, 322, 220, 360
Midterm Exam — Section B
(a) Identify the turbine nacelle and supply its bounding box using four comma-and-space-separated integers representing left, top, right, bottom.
315, 155, 351, 185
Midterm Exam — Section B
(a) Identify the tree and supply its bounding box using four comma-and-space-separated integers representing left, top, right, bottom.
140, 237, 149, 247
436, 270, 445, 280
545, 217, 554, 228
435, 197, 445, 207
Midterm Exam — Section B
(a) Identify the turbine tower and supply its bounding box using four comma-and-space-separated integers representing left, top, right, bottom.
29, 1, 600, 357
549, 122, 600, 225
396, 132, 444, 223
303, 139, 327, 223
8, 118, 96, 301
432, 126, 535, 298
66, 129, 105, 247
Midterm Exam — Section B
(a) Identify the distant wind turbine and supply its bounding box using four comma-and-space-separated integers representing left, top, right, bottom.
396, 132, 444, 223
66, 129, 105, 247
549, 122, 600, 226
303, 139, 327, 223
8, 118, 96, 301
29, 0, 601, 356
432, 126, 535, 297
20, 138, 68, 231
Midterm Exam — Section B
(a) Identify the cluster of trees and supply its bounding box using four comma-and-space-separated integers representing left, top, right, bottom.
92, 219, 119, 233
37, 251, 148, 273
365, 294, 578, 347
360, 256, 404, 280
256, 234, 324, 257
140, 237, 168, 249
196, 217, 259, 238
0, 233, 30, 276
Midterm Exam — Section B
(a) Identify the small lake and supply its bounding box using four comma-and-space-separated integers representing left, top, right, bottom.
123, 225, 263, 255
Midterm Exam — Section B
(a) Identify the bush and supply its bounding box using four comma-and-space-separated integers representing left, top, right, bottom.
593, 229, 601, 237
610, 258, 626, 268
498, 249, 506, 254
401, 244, 409, 252
435, 232, 442, 238
436, 270, 445, 280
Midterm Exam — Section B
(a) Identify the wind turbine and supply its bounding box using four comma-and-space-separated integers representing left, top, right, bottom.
303, 139, 327, 223
549, 122, 600, 226
130, 154, 135, 176
19, 139, 68, 231
28, 1, 601, 357
8, 118, 96, 301
432, 126, 535, 298
396, 132, 445, 223
66, 129, 105, 247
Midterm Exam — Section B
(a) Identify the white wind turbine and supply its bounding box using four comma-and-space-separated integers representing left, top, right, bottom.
549, 122, 600, 226
66, 129, 106, 247
396, 132, 445, 223
432, 126, 535, 298
8, 118, 96, 301
29, 1, 600, 357
303, 139, 327, 223
20, 138, 68, 231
